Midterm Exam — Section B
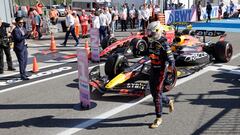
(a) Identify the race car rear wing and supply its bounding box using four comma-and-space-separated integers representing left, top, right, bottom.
195, 30, 226, 43
195, 30, 225, 37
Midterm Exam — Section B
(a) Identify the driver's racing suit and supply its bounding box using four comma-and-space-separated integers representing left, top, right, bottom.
148, 36, 175, 118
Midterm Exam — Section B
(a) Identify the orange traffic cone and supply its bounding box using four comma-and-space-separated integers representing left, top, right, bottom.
50, 32, 57, 52
32, 56, 39, 73
85, 40, 91, 59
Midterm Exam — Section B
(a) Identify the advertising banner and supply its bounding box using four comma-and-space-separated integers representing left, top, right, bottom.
165, 8, 197, 24
90, 28, 100, 62
77, 49, 91, 108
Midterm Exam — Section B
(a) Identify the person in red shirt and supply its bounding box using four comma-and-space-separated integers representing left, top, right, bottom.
79, 10, 89, 38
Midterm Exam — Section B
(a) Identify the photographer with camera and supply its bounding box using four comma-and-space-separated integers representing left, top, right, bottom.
0, 18, 16, 74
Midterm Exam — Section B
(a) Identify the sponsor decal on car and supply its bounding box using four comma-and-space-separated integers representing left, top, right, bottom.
184, 52, 208, 62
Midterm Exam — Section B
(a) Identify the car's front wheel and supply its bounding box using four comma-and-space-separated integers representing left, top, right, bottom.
105, 54, 129, 80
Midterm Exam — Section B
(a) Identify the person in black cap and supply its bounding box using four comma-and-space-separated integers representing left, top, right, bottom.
0, 18, 16, 74
11, 17, 31, 80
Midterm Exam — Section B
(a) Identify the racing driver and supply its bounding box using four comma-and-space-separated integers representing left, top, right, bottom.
147, 21, 175, 128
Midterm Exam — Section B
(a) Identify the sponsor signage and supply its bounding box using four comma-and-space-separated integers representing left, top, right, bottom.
90, 28, 100, 62
165, 8, 197, 24
77, 49, 91, 108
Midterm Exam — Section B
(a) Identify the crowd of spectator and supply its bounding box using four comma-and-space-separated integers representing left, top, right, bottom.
56, 2, 166, 43
12, 0, 240, 44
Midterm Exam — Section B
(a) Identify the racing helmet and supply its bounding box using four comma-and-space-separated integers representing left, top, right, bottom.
147, 21, 164, 42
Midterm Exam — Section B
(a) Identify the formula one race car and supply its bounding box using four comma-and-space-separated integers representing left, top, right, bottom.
90, 18, 233, 96
99, 25, 175, 58
89, 29, 233, 96
129, 29, 232, 77
173, 30, 233, 65
89, 54, 177, 96
99, 33, 144, 58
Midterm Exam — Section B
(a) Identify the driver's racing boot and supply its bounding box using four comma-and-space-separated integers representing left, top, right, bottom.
169, 99, 174, 113
149, 117, 162, 128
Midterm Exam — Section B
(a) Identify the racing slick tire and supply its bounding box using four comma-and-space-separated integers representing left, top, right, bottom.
101, 36, 118, 49
130, 38, 148, 57
163, 66, 177, 93
105, 54, 129, 79
213, 41, 233, 62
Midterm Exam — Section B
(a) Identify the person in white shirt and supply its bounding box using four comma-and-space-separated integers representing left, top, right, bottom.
120, 4, 128, 31
99, 9, 109, 42
92, 11, 100, 29
141, 4, 150, 31
111, 6, 119, 34
129, 6, 136, 29
61, 9, 79, 47
104, 7, 112, 35
138, 6, 143, 30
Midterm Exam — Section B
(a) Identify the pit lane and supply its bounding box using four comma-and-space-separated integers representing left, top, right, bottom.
0, 32, 239, 135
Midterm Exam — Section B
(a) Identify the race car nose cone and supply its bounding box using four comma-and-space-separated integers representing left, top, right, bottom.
105, 72, 132, 89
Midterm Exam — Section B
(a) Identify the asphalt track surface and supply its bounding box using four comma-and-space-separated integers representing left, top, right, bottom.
0, 32, 239, 135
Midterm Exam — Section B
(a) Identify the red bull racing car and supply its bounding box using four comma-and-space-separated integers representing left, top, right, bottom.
89, 24, 233, 96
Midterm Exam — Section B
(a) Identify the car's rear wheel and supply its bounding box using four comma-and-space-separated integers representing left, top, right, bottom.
213, 41, 233, 62
101, 36, 118, 50
105, 54, 129, 79
163, 66, 177, 93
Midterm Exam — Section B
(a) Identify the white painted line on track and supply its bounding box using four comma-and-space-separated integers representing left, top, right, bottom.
0, 64, 103, 93
176, 67, 213, 86
231, 52, 240, 60
210, 64, 240, 70
210, 64, 240, 75
0, 71, 77, 94
0, 58, 77, 78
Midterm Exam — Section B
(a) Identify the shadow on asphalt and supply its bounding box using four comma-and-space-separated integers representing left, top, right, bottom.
0, 113, 153, 129
190, 88, 240, 135
166, 72, 240, 135
86, 113, 154, 129
0, 103, 75, 110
